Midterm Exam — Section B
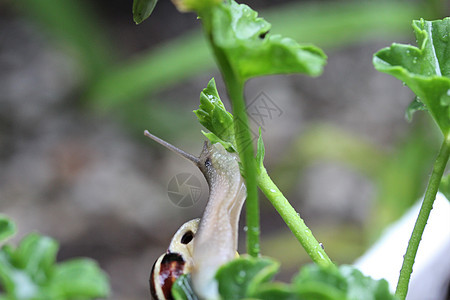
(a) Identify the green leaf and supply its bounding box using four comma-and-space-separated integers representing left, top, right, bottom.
0, 232, 110, 299
51, 258, 110, 298
90, 1, 420, 107
211, 1, 327, 81
374, 18, 450, 136
250, 282, 297, 300
292, 264, 395, 300
339, 266, 394, 300
13, 234, 58, 284
0, 216, 16, 242
405, 97, 428, 121
202, 131, 235, 152
215, 255, 279, 300
256, 129, 265, 172
0, 251, 22, 296
194, 78, 236, 151
172, 0, 221, 13
172, 274, 198, 300
0, 234, 55, 299
0, 254, 40, 300
132, 0, 158, 24
293, 264, 347, 299
440, 173, 450, 201
176, 260, 393, 300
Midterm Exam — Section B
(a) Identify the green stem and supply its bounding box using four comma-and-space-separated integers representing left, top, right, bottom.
395, 136, 450, 299
227, 79, 260, 257
258, 166, 334, 268
203, 20, 260, 257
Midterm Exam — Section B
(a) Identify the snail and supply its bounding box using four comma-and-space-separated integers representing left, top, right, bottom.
145, 130, 246, 300
150, 218, 200, 300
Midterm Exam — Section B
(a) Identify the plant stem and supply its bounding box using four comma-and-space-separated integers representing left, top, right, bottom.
227, 80, 260, 257
257, 166, 334, 268
205, 30, 261, 257
395, 136, 450, 299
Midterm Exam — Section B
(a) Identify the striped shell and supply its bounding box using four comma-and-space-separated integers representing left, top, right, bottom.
150, 219, 199, 300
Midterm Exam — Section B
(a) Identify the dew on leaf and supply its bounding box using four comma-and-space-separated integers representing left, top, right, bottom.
235, 270, 246, 284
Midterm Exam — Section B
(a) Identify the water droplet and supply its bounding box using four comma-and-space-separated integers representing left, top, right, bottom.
243, 226, 248, 232
318, 251, 325, 259
447, 89, 450, 96
236, 270, 246, 284
269, 188, 276, 193
412, 57, 418, 64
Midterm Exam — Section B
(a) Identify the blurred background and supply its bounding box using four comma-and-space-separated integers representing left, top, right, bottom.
0, 0, 449, 299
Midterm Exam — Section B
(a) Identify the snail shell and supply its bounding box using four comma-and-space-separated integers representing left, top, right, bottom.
150, 219, 200, 300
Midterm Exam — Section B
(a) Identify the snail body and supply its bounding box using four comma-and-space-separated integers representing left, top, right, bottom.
192, 142, 246, 299
145, 131, 246, 300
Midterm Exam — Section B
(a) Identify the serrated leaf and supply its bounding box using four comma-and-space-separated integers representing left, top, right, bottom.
405, 97, 427, 122
51, 258, 110, 298
211, 1, 327, 80
194, 78, 236, 151
0, 216, 16, 242
374, 18, 450, 136
215, 255, 279, 300
201, 131, 235, 152
440, 174, 450, 201
293, 264, 347, 299
172, 274, 198, 300
292, 264, 395, 300
132, 0, 158, 24
339, 265, 394, 300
